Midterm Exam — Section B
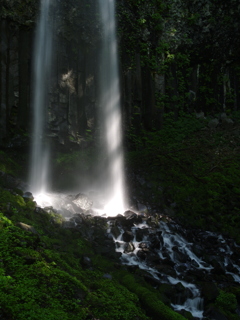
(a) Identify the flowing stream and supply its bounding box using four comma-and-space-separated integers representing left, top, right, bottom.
29, 0, 52, 195
97, 0, 127, 216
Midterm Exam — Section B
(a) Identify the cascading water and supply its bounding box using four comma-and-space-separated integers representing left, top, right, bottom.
97, 0, 127, 216
29, 0, 52, 197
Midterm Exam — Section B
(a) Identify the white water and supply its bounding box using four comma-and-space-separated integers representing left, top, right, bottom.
113, 221, 205, 318
29, 0, 52, 195
97, 0, 127, 216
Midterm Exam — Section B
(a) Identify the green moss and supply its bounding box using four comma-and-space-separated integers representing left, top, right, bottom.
117, 273, 186, 320
215, 290, 237, 312
0, 205, 152, 320
0, 151, 21, 175
127, 113, 240, 244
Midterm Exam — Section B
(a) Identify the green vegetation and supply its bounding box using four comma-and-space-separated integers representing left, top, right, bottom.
0, 165, 187, 319
117, 273, 186, 320
0, 150, 21, 175
216, 290, 237, 313
127, 111, 240, 244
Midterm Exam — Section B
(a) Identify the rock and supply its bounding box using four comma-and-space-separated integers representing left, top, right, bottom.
72, 193, 93, 211
219, 112, 227, 120
196, 111, 205, 119
221, 117, 234, 128
201, 282, 219, 304
82, 256, 92, 268
124, 210, 143, 223
43, 206, 57, 214
155, 264, 177, 277
137, 203, 148, 214
23, 191, 34, 201
35, 207, 45, 214
210, 258, 226, 275
70, 213, 83, 224
204, 306, 228, 320
146, 251, 161, 265
137, 249, 148, 260
122, 231, 134, 242
172, 247, 189, 263
110, 224, 121, 239
124, 242, 135, 253
62, 221, 76, 229
208, 118, 219, 128
15, 222, 38, 235
135, 228, 149, 242
149, 231, 163, 250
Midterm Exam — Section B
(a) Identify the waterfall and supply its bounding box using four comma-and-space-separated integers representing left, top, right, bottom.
97, 0, 127, 216
29, 0, 52, 196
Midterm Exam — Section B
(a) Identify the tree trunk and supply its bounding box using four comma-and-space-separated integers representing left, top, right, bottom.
18, 26, 30, 129
77, 45, 87, 136
141, 65, 155, 130
0, 18, 2, 142
169, 63, 179, 120
5, 22, 10, 136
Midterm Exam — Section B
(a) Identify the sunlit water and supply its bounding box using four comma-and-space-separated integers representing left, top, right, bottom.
29, 0, 52, 195
97, 0, 127, 216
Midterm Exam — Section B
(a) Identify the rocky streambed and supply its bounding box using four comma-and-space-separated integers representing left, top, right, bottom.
29, 191, 240, 320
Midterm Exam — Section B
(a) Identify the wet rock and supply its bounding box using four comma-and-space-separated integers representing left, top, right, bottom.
136, 203, 148, 214
204, 306, 228, 320
137, 249, 148, 260
110, 224, 121, 239
122, 231, 134, 242
226, 261, 239, 273
124, 242, 135, 253
186, 268, 207, 281
149, 231, 163, 250
155, 264, 177, 277
72, 193, 93, 211
70, 213, 83, 224
192, 243, 203, 257
124, 210, 143, 224
23, 191, 34, 201
172, 247, 189, 263
146, 251, 161, 265
62, 221, 76, 229
43, 206, 58, 214
210, 258, 226, 275
135, 228, 149, 242
139, 242, 149, 249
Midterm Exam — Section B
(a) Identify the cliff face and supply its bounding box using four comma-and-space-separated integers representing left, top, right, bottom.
1, 0, 240, 146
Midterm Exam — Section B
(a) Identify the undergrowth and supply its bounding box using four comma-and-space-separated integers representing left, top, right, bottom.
127, 112, 240, 243
0, 185, 186, 320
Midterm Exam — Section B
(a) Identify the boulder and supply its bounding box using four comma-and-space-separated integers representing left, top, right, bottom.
124, 242, 135, 253
201, 282, 219, 304
23, 191, 34, 201
208, 118, 219, 128
110, 224, 121, 239
222, 117, 234, 128
72, 193, 93, 211
122, 231, 134, 242
135, 228, 149, 242
15, 222, 38, 235
204, 306, 228, 320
